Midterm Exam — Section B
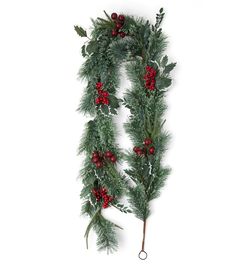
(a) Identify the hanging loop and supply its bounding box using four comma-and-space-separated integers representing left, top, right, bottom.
138, 250, 148, 260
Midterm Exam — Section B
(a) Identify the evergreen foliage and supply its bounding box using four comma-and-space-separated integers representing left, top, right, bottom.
75, 9, 175, 254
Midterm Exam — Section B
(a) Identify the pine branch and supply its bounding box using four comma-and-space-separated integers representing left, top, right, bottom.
95, 214, 121, 253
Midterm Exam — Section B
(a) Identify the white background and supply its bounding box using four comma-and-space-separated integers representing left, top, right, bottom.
0, 0, 236, 266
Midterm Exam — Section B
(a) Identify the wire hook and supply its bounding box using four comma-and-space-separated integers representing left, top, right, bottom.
138, 250, 148, 260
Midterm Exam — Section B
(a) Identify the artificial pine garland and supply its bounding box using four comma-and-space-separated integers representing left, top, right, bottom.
75, 9, 176, 259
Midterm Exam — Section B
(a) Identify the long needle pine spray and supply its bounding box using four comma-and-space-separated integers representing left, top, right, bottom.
75, 9, 176, 260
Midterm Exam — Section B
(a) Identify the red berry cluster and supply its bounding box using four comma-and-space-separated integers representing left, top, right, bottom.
91, 151, 104, 168
133, 138, 155, 156
92, 187, 114, 208
104, 150, 117, 163
144, 66, 157, 91
91, 150, 117, 168
95, 82, 110, 105
111, 13, 126, 38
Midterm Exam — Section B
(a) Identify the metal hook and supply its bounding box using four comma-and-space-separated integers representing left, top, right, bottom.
138, 250, 148, 260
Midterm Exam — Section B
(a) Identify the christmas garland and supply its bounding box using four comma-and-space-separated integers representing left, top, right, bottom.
75, 9, 176, 259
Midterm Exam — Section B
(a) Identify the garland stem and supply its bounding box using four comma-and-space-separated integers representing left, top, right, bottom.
141, 219, 147, 251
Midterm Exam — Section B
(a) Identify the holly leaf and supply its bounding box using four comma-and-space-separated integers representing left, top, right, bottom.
86, 41, 96, 54
102, 105, 109, 115
110, 108, 117, 115
159, 77, 172, 89
74, 25, 87, 37
163, 63, 176, 74
161, 55, 168, 67
113, 203, 132, 213
109, 95, 120, 109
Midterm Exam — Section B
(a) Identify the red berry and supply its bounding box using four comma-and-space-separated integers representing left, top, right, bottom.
95, 97, 100, 104
110, 155, 117, 163
111, 29, 118, 37
100, 188, 107, 194
103, 97, 109, 105
119, 31, 126, 38
151, 70, 156, 75
105, 151, 113, 158
137, 149, 144, 156
96, 82, 103, 89
133, 146, 140, 152
95, 161, 103, 168
98, 89, 103, 95
144, 138, 152, 146
92, 156, 99, 163
118, 14, 125, 21
116, 23, 123, 29
149, 146, 155, 154
150, 80, 155, 86
92, 189, 101, 201
119, 20, 124, 26
102, 91, 109, 97
92, 151, 99, 158
111, 12, 118, 20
